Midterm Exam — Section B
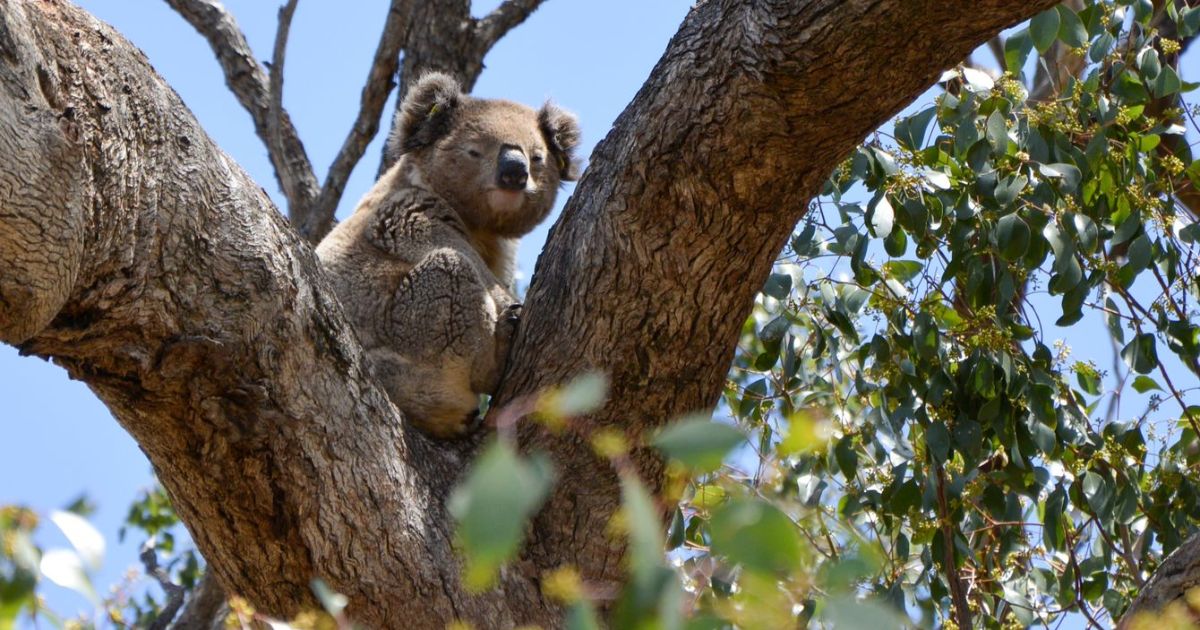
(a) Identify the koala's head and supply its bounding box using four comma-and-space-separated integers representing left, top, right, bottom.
390, 73, 581, 238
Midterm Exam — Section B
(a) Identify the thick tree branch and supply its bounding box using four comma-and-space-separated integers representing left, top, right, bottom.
307, 0, 412, 241
164, 0, 319, 231
473, 0, 548, 52
170, 574, 227, 630
1118, 532, 1200, 628
0, 2, 544, 626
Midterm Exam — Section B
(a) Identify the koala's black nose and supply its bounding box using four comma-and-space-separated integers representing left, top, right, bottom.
497, 147, 529, 191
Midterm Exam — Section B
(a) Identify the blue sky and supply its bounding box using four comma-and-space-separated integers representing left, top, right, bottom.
1, 1, 1196, 626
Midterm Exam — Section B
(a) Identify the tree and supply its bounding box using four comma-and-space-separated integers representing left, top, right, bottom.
0, 0, 1197, 628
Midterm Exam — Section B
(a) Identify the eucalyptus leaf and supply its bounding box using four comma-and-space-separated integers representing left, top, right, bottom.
986, 110, 1008, 156
449, 442, 555, 589
1004, 29, 1034, 74
1030, 8, 1061, 53
653, 418, 747, 472
709, 499, 802, 574
1057, 5, 1088, 48
996, 213, 1031, 261
1121, 334, 1158, 375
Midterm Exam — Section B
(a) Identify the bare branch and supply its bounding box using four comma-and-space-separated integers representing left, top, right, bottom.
987, 34, 1006, 72
474, 0, 548, 51
306, 0, 413, 241
170, 574, 228, 630
164, 0, 319, 233
139, 541, 185, 630
267, 0, 299, 187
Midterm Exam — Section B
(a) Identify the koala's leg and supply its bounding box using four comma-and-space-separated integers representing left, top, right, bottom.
366, 348, 478, 439
385, 247, 501, 436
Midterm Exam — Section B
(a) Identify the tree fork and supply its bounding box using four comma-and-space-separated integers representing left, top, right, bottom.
22, 1, 1200, 628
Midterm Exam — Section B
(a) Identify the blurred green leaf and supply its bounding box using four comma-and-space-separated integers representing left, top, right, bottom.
822, 595, 911, 629
710, 499, 802, 574
653, 417, 746, 472
540, 372, 609, 419
48, 511, 104, 573
449, 442, 554, 590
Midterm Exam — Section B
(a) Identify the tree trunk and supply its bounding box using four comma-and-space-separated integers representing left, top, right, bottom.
0, 2, 544, 627
0, 0, 1132, 627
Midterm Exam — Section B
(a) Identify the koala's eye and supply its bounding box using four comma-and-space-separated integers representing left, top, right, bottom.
531, 153, 545, 164
467, 148, 482, 158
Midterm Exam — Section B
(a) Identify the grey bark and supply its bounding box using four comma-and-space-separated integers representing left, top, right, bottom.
12, 1, 1191, 629
1118, 532, 1200, 627
0, 2, 546, 627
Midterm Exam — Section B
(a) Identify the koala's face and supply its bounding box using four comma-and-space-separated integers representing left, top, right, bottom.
392, 73, 581, 238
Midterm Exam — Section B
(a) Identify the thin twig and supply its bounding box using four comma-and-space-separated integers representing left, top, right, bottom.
139, 540, 185, 630
473, 0, 548, 52
307, 0, 414, 241
987, 34, 1007, 72
268, 0, 299, 197
936, 464, 973, 629
1066, 526, 1106, 629
164, 0, 319, 231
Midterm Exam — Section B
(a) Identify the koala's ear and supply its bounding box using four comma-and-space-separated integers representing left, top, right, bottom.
391, 72, 462, 156
538, 102, 581, 181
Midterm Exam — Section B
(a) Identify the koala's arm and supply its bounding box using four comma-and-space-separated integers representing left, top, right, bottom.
364, 188, 518, 436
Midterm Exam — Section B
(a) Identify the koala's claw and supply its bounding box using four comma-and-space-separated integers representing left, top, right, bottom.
503, 302, 523, 324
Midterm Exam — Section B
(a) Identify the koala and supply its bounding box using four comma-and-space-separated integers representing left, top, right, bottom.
316, 73, 581, 438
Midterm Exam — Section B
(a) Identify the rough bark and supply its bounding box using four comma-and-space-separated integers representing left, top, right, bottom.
0, 0, 1122, 628
0, 2, 546, 627
1118, 532, 1200, 628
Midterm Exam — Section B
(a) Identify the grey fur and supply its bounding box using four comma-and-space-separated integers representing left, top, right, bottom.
317, 73, 580, 437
